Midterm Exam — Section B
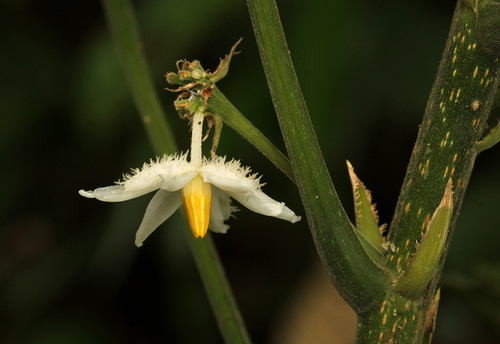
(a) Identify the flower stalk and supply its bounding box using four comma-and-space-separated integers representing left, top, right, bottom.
190, 110, 204, 167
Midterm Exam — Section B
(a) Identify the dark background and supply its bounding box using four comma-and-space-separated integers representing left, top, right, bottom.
1, 0, 500, 343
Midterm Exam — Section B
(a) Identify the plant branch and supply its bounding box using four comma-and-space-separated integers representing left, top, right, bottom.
246, 0, 391, 313
209, 86, 295, 182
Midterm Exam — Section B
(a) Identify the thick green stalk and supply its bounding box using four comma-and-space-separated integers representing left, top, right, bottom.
246, 0, 392, 314
387, 0, 500, 274
101, 0, 251, 342
357, 1, 500, 342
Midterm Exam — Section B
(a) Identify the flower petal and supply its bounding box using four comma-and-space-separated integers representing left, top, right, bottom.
121, 152, 191, 192
79, 153, 193, 203
229, 189, 301, 223
159, 170, 196, 192
199, 157, 260, 193
135, 189, 182, 247
275, 205, 302, 223
208, 187, 232, 233
78, 184, 159, 202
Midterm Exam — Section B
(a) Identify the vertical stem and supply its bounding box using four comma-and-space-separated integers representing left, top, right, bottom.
357, 1, 500, 342
246, 0, 390, 313
387, 0, 500, 274
101, 0, 173, 155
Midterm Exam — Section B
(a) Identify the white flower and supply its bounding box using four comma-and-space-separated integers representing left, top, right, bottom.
79, 111, 301, 247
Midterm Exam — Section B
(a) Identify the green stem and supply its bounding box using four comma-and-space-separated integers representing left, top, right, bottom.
101, 0, 173, 155
209, 86, 295, 182
101, 0, 251, 342
246, 0, 391, 313
357, 1, 500, 342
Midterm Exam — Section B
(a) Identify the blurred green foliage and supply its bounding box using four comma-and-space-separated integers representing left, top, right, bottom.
1, 0, 499, 343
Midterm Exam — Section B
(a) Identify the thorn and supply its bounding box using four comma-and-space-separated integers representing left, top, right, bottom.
346, 160, 384, 253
